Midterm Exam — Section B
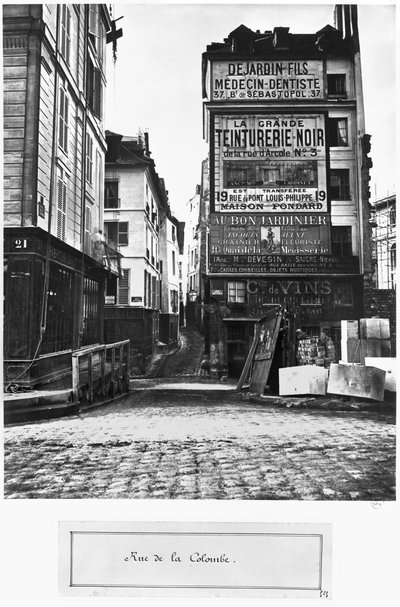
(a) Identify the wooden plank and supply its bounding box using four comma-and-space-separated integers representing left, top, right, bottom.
249, 310, 282, 395
236, 320, 263, 391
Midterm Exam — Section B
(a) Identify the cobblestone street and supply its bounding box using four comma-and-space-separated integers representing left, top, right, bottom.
4, 385, 395, 500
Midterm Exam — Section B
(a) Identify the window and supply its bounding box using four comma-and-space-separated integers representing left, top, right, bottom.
389, 206, 396, 227
105, 181, 119, 208
41, 264, 74, 353
60, 4, 71, 65
84, 206, 92, 254
58, 85, 69, 153
104, 222, 128, 248
333, 282, 353, 307
328, 118, 348, 146
170, 289, 178, 313
56, 168, 67, 240
171, 225, 176, 241
228, 281, 246, 303
85, 133, 93, 184
327, 74, 347, 97
87, 56, 102, 118
331, 226, 352, 256
390, 244, 396, 289
330, 169, 350, 200
118, 269, 130, 305
172, 250, 176, 275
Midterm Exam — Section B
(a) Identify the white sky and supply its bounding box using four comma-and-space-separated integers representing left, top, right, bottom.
105, 1, 396, 219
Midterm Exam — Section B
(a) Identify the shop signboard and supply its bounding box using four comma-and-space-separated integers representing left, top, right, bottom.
212, 113, 327, 213
211, 60, 324, 102
209, 213, 335, 269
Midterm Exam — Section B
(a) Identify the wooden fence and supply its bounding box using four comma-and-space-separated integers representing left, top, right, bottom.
72, 340, 130, 409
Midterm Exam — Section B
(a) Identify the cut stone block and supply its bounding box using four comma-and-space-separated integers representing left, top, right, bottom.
379, 318, 390, 339
341, 319, 359, 340
279, 365, 327, 396
360, 318, 381, 339
341, 338, 361, 363
365, 357, 396, 391
359, 339, 382, 363
327, 363, 386, 401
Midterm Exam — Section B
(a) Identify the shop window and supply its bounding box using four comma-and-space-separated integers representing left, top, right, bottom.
58, 85, 69, 154
328, 118, 348, 146
327, 74, 347, 97
81, 276, 100, 346
226, 324, 245, 341
228, 281, 246, 303
330, 169, 350, 200
331, 226, 352, 256
118, 269, 130, 305
105, 181, 119, 208
333, 282, 353, 307
41, 264, 74, 353
104, 222, 128, 248
60, 4, 71, 65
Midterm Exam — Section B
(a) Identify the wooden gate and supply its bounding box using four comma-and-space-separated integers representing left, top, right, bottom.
236, 307, 282, 395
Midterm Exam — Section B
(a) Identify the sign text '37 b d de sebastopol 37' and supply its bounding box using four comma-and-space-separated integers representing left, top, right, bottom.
212, 113, 328, 213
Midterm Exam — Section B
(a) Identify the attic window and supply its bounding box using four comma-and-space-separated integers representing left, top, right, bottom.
327, 74, 347, 98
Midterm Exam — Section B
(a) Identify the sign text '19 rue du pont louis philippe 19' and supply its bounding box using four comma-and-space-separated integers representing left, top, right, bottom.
212, 113, 328, 214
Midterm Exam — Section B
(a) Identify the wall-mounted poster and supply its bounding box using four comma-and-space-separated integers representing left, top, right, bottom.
212, 113, 328, 213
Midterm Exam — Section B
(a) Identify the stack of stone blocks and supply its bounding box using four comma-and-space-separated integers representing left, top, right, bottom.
341, 318, 391, 364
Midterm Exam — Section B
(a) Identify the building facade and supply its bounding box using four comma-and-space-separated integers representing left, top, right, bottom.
201, 5, 373, 376
3, 4, 120, 387
103, 130, 182, 371
159, 212, 184, 347
370, 194, 396, 290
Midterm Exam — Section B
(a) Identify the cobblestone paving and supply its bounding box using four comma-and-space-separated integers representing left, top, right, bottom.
4, 390, 395, 500
161, 327, 204, 377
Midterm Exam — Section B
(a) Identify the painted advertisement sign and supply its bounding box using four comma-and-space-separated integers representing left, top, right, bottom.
213, 114, 327, 213
211, 60, 324, 101
210, 213, 331, 256
208, 214, 361, 275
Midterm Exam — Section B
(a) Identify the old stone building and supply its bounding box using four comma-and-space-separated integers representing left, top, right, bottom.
201, 5, 374, 376
3, 4, 120, 387
103, 130, 184, 371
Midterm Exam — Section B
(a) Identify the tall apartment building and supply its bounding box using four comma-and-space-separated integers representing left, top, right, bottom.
201, 5, 373, 376
103, 130, 182, 370
3, 4, 120, 387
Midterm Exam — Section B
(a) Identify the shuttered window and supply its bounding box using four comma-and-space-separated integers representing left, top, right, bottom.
118, 269, 130, 305
60, 4, 71, 65
57, 169, 67, 240
58, 86, 69, 153
86, 133, 93, 184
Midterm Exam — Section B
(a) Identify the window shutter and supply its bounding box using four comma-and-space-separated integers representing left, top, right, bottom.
57, 174, 67, 240
89, 5, 99, 38
118, 270, 129, 305
58, 88, 64, 149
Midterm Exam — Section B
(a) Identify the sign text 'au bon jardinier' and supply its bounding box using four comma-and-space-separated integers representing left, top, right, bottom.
211, 60, 324, 101
213, 114, 327, 213
210, 212, 331, 262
